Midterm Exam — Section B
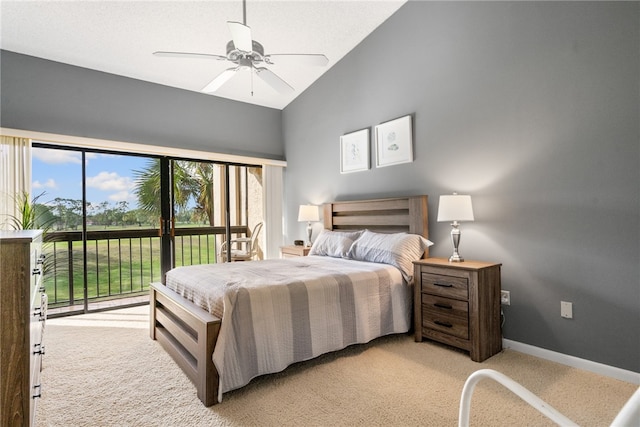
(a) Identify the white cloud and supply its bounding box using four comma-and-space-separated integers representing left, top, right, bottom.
33, 149, 82, 165
86, 171, 134, 192
32, 179, 57, 189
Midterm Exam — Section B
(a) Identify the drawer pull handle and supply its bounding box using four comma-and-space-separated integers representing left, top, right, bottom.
434, 303, 452, 310
33, 343, 45, 356
433, 282, 453, 288
32, 268, 42, 275
32, 384, 42, 399
434, 320, 453, 328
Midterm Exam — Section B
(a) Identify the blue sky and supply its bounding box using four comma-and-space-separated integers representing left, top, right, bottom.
31, 146, 153, 210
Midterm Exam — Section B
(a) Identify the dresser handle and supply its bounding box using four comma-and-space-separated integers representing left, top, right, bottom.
434, 320, 453, 328
433, 282, 452, 288
33, 343, 45, 356
32, 268, 42, 275
32, 384, 42, 399
434, 303, 452, 310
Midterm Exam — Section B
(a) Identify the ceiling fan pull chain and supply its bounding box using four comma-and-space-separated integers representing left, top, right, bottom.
251, 67, 254, 96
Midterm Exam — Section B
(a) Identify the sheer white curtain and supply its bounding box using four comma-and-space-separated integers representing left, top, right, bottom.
0, 135, 31, 230
262, 164, 284, 259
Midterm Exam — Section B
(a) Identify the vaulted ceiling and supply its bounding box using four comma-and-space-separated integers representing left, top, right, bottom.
1, 1, 406, 109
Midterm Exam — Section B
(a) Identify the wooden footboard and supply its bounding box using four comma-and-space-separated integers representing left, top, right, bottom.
150, 283, 221, 406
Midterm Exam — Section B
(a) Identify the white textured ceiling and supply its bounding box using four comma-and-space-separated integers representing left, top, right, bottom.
0, 0, 406, 110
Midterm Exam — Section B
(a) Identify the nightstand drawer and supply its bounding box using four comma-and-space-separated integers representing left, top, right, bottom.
422, 310, 469, 340
423, 294, 469, 319
421, 273, 468, 300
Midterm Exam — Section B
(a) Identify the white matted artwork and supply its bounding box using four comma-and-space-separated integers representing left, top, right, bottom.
375, 115, 413, 167
340, 128, 370, 173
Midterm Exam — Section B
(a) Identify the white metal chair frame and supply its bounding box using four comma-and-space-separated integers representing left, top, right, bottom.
459, 369, 640, 427
219, 222, 263, 262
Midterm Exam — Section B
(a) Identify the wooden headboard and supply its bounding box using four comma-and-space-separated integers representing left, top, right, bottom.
323, 195, 429, 257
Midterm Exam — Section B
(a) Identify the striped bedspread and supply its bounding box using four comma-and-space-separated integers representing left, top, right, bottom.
165, 255, 411, 401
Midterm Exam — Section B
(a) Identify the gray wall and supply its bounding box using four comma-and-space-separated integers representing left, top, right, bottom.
283, 2, 639, 372
1, 50, 283, 160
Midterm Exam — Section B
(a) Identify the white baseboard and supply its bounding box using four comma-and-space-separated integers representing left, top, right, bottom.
503, 339, 640, 385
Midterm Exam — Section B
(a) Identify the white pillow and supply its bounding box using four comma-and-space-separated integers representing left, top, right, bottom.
346, 230, 434, 282
309, 229, 364, 258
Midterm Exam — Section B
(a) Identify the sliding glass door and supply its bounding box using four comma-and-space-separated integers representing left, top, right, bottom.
32, 143, 263, 316
32, 145, 161, 313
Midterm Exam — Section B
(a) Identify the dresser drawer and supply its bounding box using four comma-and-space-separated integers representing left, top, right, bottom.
422, 296, 469, 340
421, 272, 468, 300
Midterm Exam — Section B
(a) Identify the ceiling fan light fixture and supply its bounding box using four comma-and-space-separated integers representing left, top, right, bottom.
226, 40, 264, 62
238, 58, 252, 70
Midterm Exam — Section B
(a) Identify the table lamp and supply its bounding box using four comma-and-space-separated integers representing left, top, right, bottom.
298, 204, 319, 247
437, 193, 474, 262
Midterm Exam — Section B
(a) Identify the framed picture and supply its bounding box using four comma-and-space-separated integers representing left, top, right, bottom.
375, 115, 413, 167
340, 128, 370, 173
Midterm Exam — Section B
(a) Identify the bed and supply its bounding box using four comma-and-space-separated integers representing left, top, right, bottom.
149, 195, 429, 406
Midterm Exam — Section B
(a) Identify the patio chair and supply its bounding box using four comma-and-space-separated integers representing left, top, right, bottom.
219, 222, 263, 262
458, 369, 640, 427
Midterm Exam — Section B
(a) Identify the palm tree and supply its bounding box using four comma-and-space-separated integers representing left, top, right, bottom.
133, 159, 216, 225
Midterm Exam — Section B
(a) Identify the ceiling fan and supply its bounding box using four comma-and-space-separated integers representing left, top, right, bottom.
153, 0, 328, 96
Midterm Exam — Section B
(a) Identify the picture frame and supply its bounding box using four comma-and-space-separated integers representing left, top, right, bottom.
340, 128, 370, 174
374, 115, 413, 168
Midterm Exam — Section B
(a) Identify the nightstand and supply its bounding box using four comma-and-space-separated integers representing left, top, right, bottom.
280, 245, 311, 258
413, 258, 502, 362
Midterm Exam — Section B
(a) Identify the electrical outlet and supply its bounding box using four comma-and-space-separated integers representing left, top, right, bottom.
561, 301, 573, 319
501, 290, 510, 305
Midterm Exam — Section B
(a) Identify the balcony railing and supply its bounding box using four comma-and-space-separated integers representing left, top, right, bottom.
43, 225, 249, 313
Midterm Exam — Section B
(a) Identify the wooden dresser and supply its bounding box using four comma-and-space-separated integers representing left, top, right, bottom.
413, 258, 502, 362
1, 230, 47, 427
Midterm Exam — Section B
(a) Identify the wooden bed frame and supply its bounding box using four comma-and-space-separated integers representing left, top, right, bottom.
150, 195, 428, 406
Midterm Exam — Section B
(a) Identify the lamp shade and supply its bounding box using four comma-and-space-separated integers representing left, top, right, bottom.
298, 204, 320, 222
437, 194, 474, 222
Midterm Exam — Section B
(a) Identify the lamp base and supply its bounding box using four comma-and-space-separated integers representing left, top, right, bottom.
449, 221, 465, 262
306, 222, 313, 247
449, 253, 464, 262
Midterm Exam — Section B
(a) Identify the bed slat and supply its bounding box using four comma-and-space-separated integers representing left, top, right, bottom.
155, 327, 198, 380
332, 214, 410, 227
156, 307, 199, 357
331, 198, 409, 212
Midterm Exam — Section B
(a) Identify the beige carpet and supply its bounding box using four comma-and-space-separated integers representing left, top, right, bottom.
36, 306, 636, 427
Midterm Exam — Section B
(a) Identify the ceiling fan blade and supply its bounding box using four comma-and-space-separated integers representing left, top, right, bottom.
227, 21, 253, 52
153, 51, 228, 61
265, 54, 329, 67
255, 67, 294, 94
202, 68, 238, 93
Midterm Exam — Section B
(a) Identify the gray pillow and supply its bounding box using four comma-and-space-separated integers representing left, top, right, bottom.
346, 229, 433, 282
308, 229, 364, 258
